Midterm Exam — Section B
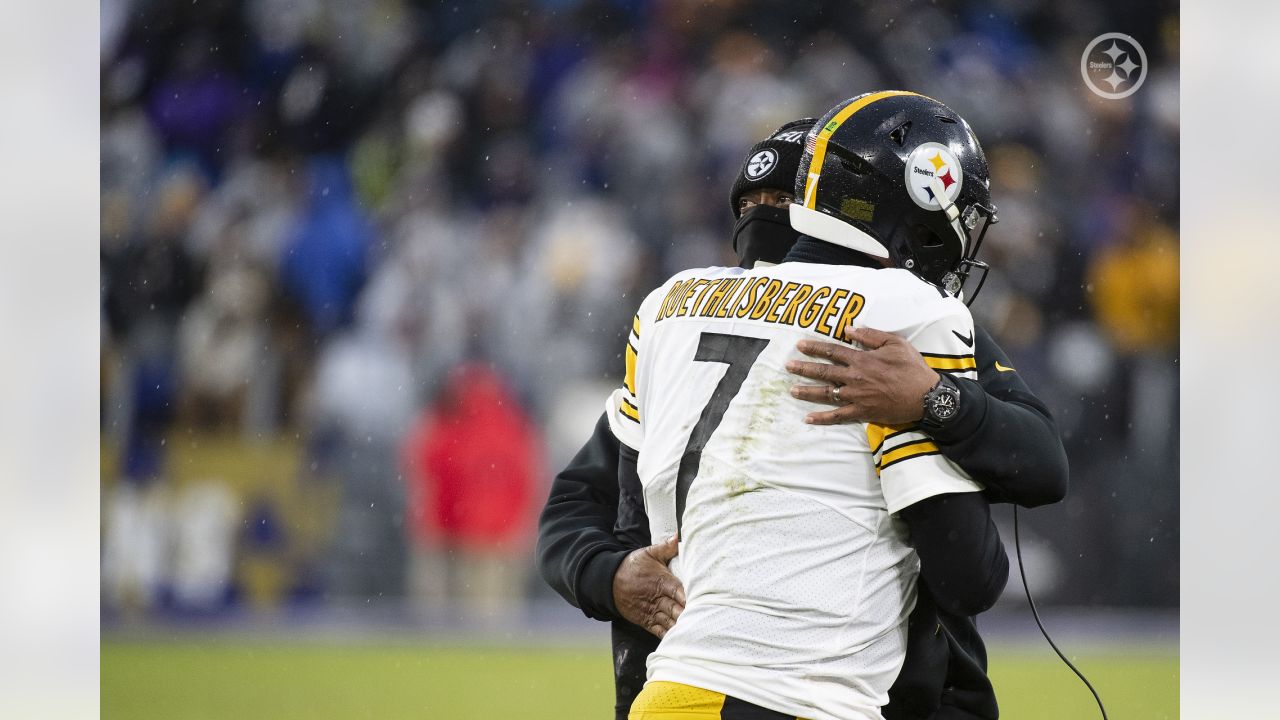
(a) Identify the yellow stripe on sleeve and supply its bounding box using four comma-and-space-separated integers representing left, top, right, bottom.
632, 314, 641, 338
624, 341, 638, 395
866, 422, 915, 457
877, 439, 940, 473
620, 397, 640, 423
922, 354, 977, 372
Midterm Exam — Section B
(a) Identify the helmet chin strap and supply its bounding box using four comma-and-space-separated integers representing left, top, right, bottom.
929, 175, 968, 256
928, 175, 974, 298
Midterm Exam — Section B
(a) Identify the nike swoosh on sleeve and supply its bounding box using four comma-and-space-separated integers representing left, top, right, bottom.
994, 361, 1015, 372
952, 330, 974, 347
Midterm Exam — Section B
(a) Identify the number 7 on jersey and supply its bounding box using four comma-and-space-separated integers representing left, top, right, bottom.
675, 332, 770, 534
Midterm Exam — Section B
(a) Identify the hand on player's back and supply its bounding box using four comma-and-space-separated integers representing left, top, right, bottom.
786, 325, 940, 426
613, 535, 685, 638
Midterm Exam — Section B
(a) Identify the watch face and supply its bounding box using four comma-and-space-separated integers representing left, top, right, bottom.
930, 389, 958, 420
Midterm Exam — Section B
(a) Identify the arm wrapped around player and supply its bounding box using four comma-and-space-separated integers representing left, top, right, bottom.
788, 320, 1067, 508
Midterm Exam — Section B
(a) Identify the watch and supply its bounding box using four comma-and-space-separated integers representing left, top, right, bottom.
921, 373, 960, 428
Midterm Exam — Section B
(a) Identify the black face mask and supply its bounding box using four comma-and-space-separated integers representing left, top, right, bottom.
732, 204, 800, 268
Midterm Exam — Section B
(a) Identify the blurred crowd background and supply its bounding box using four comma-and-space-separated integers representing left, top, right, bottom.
99, 0, 1179, 623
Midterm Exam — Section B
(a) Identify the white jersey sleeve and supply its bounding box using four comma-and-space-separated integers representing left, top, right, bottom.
867, 299, 984, 514
605, 284, 669, 451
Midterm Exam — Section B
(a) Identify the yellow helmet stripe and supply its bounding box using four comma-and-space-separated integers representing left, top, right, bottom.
802, 90, 918, 210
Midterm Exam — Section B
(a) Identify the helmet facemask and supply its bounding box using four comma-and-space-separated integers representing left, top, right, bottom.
951, 200, 997, 306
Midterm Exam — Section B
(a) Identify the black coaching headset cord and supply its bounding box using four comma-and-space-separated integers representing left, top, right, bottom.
1014, 506, 1109, 720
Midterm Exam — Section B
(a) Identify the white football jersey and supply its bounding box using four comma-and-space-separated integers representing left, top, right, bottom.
606, 261, 982, 720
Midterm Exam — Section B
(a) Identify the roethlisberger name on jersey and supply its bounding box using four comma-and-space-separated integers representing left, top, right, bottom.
653, 274, 865, 342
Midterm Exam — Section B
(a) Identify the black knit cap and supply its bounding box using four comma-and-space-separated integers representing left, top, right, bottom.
729, 117, 818, 219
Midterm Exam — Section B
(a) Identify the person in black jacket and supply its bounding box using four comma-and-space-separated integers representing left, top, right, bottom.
536, 116, 1068, 720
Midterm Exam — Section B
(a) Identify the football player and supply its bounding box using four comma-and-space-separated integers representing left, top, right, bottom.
614, 90, 1009, 719
538, 99, 1068, 720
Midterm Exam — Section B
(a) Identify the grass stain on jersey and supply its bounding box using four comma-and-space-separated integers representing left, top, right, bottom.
726, 368, 791, 500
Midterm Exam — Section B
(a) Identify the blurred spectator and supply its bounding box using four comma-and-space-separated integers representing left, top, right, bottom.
145, 31, 246, 176
171, 481, 239, 611
402, 364, 542, 619
279, 155, 371, 341
1084, 206, 1180, 603
1088, 202, 1180, 464
499, 197, 644, 409
102, 167, 204, 618
177, 217, 273, 430
101, 482, 170, 615
1089, 208, 1180, 355
309, 323, 418, 601
102, 166, 202, 483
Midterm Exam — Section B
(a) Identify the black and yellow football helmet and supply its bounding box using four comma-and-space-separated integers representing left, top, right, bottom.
789, 91, 998, 302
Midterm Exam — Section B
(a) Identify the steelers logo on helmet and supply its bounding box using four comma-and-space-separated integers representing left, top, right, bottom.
744, 148, 778, 181
904, 142, 964, 211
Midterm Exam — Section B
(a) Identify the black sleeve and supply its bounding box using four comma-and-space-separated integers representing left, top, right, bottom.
616, 442, 652, 549
886, 592, 1000, 720
899, 491, 1009, 617
884, 587, 949, 720
535, 413, 632, 621
927, 322, 1069, 508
